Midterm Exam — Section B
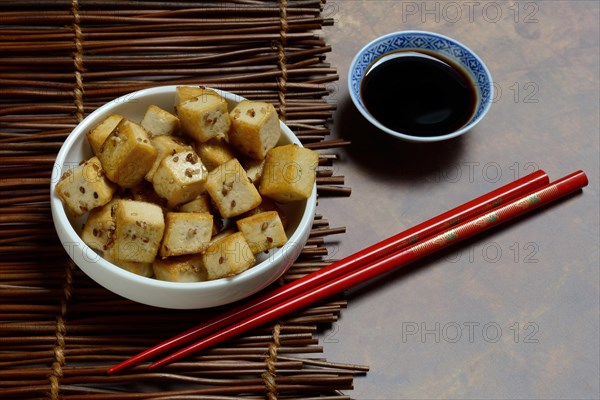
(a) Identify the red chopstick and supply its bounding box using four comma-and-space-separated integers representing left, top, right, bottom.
108, 170, 548, 374
148, 170, 587, 369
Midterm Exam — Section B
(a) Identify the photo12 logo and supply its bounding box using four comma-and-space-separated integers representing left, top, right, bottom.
62, 240, 102, 264
492, 81, 540, 104
431, 161, 541, 184
444, 241, 540, 264
401, 321, 540, 344
400, 1, 540, 24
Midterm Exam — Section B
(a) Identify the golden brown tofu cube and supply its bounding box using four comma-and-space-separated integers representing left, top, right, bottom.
195, 135, 235, 171
55, 156, 116, 216
97, 119, 157, 188
111, 200, 165, 263
87, 114, 124, 156
145, 135, 192, 181
81, 199, 118, 252
160, 212, 213, 257
242, 157, 266, 186
239, 197, 288, 229
202, 232, 255, 280
205, 158, 262, 218
130, 180, 168, 209
175, 86, 216, 106
178, 194, 222, 235
229, 100, 280, 160
116, 261, 154, 278
236, 211, 288, 255
259, 144, 318, 203
104, 247, 154, 278
153, 254, 207, 282
178, 193, 212, 214
141, 105, 181, 137
176, 91, 231, 143
151, 150, 208, 208
207, 228, 236, 246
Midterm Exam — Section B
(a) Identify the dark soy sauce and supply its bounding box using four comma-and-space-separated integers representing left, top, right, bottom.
360, 50, 477, 137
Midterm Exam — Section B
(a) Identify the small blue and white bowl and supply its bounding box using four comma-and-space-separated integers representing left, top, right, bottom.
348, 30, 493, 142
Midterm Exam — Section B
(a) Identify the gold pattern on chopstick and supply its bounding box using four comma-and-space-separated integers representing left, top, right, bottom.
411, 229, 459, 256
492, 197, 503, 207
411, 184, 560, 257
502, 185, 557, 216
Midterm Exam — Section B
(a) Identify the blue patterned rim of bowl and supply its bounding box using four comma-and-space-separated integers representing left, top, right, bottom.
348, 30, 493, 142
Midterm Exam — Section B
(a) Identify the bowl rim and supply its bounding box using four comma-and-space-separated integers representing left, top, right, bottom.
50, 85, 316, 299
348, 30, 494, 142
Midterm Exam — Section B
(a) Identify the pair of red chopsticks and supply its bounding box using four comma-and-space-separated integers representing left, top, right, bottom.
108, 169, 588, 374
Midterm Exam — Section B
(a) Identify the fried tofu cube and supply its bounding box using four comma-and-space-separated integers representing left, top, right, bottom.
159, 212, 213, 257
259, 144, 318, 203
207, 228, 236, 247
178, 193, 212, 214
229, 100, 281, 160
175, 86, 215, 106
81, 199, 118, 252
153, 254, 207, 282
242, 157, 265, 186
116, 261, 154, 278
236, 211, 287, 255
97, 119, 157, 188
141, 105, 180, 137
145, 135, 192, 181
130, 180, 167, 209
176, 91, 231, 143
196, 135, 235, 171
202, 232, 255, 280
151, 150, 208, 208
111, 200, 164, 263
55, 156, 116, 216
205, 158, 262, 218
229, 100, 280, 160
104, 247, 154, 278
239, 197, 288, 229
178, 194, 223, 235
87, 114, 124, 155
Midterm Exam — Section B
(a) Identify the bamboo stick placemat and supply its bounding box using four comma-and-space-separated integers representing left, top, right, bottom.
0, 1, 367, 399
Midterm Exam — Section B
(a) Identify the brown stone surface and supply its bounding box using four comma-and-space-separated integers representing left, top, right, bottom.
318, 1, 600, 398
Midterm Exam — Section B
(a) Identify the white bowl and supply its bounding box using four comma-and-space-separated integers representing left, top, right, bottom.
348, 30, 493, 142
50, 86, 316, 309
